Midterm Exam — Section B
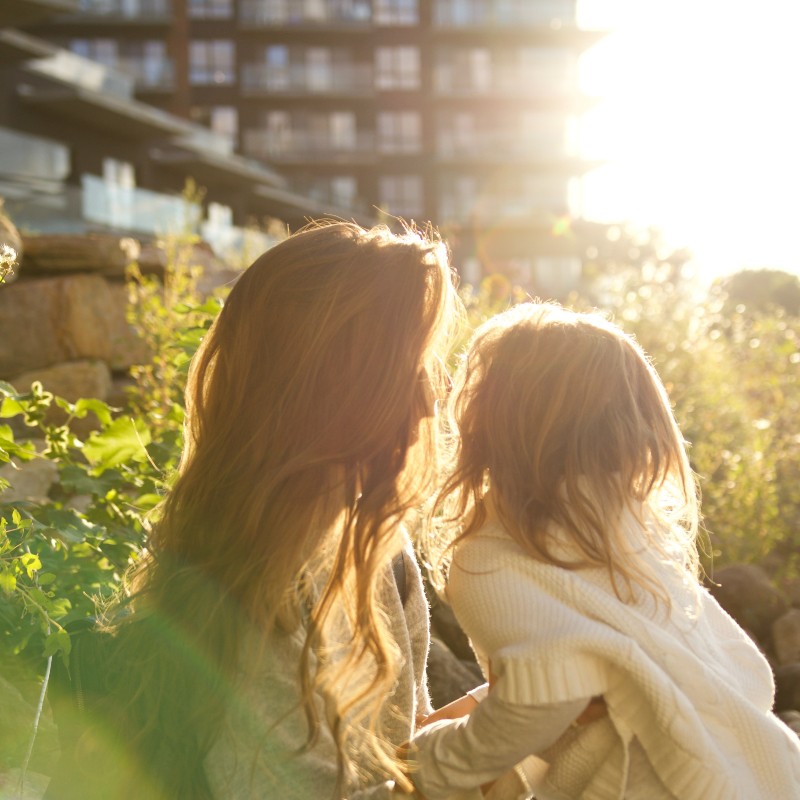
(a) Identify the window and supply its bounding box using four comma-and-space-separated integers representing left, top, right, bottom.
374, 0, 418, 25
379, 175, 423, 218
375, 46, 419, 90
265, 111, 292, 156
435, 48, 491, 93
306, 48, 332, 91
191, 105, 238, 143
329, 112, 356, 149
188, 0, 232, 17
70, 38, 118, 68
377, 111, 421, 153
330, 176, 357, 208
264, 45, 290, 89
103, 157, 135, 188
189, 40, 235, 85
438, 175, 478, 222
210, 106, 238, 143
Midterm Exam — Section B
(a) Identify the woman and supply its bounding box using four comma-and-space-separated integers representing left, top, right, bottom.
46, 221, 461, 799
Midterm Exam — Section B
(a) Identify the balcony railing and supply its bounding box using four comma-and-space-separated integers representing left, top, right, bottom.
240, 63, 373, 95
116, 57, 174, 89
296, 184, 368, 214
434, 0, 576, 28
242, 129, 375, 163
75, 0, 172, 19
434, 64, 577, 96
82, 174, 196, 234
439, 193, 570, 224
239, 0, 371, 26
437, 132, 571, 160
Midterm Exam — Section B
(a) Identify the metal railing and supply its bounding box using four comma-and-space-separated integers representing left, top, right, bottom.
240, 62, 374, 94
433, 0, 575, 27
239, 0, 371, 26
76, 0, 172, 19
242, 129, 375, 162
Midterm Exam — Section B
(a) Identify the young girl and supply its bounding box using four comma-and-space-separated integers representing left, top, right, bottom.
409, 303, 800, 800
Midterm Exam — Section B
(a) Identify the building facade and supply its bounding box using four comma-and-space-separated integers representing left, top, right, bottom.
7, 0, 604, 290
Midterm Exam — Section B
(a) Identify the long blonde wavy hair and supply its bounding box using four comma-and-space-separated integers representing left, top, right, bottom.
429, 302, 700, 603
111, 221, 459, 797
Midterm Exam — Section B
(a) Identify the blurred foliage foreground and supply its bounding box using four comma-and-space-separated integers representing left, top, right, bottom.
1, 235, 799, 783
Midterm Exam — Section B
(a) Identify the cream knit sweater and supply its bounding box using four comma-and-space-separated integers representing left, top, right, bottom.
420, 517, 800, 800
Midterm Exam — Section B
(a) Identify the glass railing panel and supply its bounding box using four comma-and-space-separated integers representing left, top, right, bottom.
239, 0, 371, 26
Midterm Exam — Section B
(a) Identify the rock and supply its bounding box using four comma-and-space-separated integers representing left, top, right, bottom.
777, 710, 800, 737
774, 663, 800, 713
106, 283, 150, 371
9, 361, 112, 405
706, 564, 789, 648
0, 275, 114, 378
20, 233, 139, 277
0, 443, 57, 504
427, 636, 483, 709
429, 595, 476, 664
773, 610, 800, 667
7, 361, 113, 436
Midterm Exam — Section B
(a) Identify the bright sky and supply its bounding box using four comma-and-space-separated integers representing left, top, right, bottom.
576, 0, 800, 279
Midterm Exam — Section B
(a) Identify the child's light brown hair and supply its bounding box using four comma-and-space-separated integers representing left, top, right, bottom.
432, 302, 700, 602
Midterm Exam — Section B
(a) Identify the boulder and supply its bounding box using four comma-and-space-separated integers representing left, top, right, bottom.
773, 610, 800, 667
429, 595, 475, 664
0, 441, 57, 505
774, 663, 800, 714
777, 710, 800, 737
106, 283, 150, 371
7, 361, 113, 437
19, 233, 139, 277
706, 564, 789, 648
427, 636, 483, 709
0, 275, 114, 378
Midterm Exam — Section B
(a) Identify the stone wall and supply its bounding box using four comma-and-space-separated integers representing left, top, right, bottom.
0, 230, 238, 415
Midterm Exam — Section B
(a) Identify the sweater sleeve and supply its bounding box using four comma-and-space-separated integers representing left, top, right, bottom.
410, 693, 588, 799
206, 551, 429, 800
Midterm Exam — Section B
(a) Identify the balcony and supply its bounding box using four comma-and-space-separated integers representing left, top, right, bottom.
116, 56, 174, 90
434, 64, 577, 98
242, 129, 376, 164
434, 0, 576, 28
82, 174, 195, 234
437, 131, 574, 162
238, 0, 371, 28
60, 0, 172, 20
439, 183, 573, 225
240, 62, 373, 96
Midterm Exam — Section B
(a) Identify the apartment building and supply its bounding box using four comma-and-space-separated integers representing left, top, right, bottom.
21, 0, 603, 289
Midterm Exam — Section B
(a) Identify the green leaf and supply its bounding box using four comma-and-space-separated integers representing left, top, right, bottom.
38, 508, 101, 544
37, 572, 56, 586
43, 628, 71, 659
73, 398, 115, 427
83, 417, 152, 473
20, 553, 41, 578
0, 396, 25, 418
134, 493, 162, 511
0, 570, 16, 595
0, 380, 18, 397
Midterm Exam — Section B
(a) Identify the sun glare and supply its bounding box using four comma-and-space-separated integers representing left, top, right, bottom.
577, 0, 800, 279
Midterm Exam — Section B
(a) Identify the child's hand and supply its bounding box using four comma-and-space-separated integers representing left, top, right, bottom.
575, 696, 607, 725
418, 693, 480, 728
